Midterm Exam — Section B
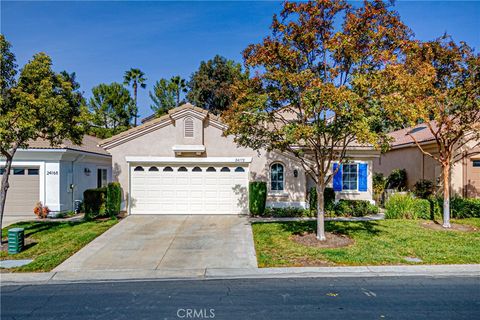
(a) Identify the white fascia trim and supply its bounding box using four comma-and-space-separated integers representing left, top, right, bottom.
125, 156, 252, 164
172, 145, 206, 152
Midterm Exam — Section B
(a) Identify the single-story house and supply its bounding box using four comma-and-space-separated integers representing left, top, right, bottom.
373, 123, 480, 198
0, 135, 112, 217
99, 103, 380, 215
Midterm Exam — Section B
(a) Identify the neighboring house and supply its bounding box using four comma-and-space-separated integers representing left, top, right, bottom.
100, 103, 380, 215
373, 123, 480, 198
0, 135, 112, 217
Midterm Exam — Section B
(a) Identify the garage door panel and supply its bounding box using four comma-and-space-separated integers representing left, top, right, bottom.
130, 164, 248, 215
3, 167, 40, 216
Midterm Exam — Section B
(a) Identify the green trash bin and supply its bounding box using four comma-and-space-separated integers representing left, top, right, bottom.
8, 228, 24, 254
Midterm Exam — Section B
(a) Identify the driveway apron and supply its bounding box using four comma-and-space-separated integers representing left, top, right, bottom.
53, 215, 257, 272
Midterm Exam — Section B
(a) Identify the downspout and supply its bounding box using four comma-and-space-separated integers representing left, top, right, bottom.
71, 154, 86, 211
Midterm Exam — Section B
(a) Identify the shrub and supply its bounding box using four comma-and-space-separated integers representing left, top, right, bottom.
373, 173, 387, 205
449, 197, 480, 218
263, 207, 313, 218
385, 193, 429, 219
413, 179, 434, 199
308, 186, 335, 213
249, 181, 267, 215
106, 182, 122, 216
83, 187, 107, 220
387, 169, 407, 191
333, 200, 379, 217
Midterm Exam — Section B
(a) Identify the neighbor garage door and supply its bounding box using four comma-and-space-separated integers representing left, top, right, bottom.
1, 167, 40, 216
130, 164, 248, 214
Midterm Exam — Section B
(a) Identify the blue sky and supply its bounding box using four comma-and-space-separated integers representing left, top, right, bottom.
2, 1, 479, 119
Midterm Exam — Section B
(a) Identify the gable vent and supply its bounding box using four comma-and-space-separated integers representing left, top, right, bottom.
184, 117, 194, 138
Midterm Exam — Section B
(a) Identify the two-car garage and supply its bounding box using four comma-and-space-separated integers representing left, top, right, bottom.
129, 159, 249, 215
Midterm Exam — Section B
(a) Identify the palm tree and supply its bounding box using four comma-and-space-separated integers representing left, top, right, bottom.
123, 68, 146, 126
170, 76, 188, 107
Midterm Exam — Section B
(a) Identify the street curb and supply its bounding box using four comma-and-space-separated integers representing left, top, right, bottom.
1, 264, 479, 286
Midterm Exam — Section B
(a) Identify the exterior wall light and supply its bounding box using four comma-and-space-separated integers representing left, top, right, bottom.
293, 169, 298, 178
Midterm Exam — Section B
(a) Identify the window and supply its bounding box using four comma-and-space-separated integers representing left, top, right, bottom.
148, 166, 159, 172
163, 166, 173, 172
97, 168, 108, 188
184, 117, 194, 138
178, 166, 188, 172
235, 167, 245, 172
192, 166, 202, 172
28, 168, 39, 175
342, 164, 358, 191
220, 167, 230, 172
270, 163, 284, 191
134, 166, 144, 172
13, 168, 25, 175
0, 168, 5, 175
206, 167, 216, 172
473, 160, 480, 167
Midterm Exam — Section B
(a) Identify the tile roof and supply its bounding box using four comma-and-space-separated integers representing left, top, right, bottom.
388, 122, 436, 148
26, 135, 110, 156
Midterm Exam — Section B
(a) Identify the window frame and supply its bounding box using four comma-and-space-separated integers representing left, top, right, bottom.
341, 163, 358, 191
270, 162, 285, 192
97, 168, 108, 188
473, 160, 480, 167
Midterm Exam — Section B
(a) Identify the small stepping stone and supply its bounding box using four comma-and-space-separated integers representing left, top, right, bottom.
0, 259, 33, 268
404, 257, 423, 263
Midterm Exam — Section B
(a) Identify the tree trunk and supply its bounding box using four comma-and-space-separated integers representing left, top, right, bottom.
0, 154, 15, 245
316, 183, 326, 241
442, 162, 451, 228
133, 83, 138, 127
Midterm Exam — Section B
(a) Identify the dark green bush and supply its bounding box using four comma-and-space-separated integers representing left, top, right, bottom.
263, 207, 313, 218
308, 186, 335, 213
106, 182, 122, 216
373, 173, 387, 205
83, 187, 107, 220
333, 200, 379, 217
249, 181, 267, 215
385, 193, 429, 219
387, 169, 407, 191
413, 179, 434, 199
449, 197, 480, 218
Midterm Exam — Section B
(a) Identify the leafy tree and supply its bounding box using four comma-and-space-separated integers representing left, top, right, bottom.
188, 55, 247, 114
223, 0, 411, 240
149, 76, 188, 116
0, 39, 89, 239
123, 68, 146, 126
89, 82, 134, 138
370, 35, 480, 228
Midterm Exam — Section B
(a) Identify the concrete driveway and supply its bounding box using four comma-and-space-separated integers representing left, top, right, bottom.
54, 215, 257, 272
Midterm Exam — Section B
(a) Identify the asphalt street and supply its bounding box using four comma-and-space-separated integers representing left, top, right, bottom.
1, 276, 479, 320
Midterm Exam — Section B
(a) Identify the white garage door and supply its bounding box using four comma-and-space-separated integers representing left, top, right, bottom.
1, 167, 40, 216
130, 164, 249, 214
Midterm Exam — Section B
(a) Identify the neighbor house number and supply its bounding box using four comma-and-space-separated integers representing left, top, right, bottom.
47, 171, 59, 175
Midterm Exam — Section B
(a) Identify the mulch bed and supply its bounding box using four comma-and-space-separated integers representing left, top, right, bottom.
291, 232, 354, 249
421, 221, 478, 232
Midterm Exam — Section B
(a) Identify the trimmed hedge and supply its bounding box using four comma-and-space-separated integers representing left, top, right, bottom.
249, 181, 267, 215
83, 187, 107, 220
106, 182, 122, 216
333, 200, 379, 217
385, 193, 430, 219
308, 186, 335, 213
450, 198, 480, 218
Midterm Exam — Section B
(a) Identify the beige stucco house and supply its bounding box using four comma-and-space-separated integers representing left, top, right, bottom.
100, 104, 380, 215
373, 123, 480, 198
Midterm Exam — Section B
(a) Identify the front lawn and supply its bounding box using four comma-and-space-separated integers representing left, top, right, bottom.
1, 219, 118, 272
252, 218, 480, 267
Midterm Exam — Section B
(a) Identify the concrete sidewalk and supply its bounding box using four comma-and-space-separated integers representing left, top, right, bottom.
1, 264, 479, 286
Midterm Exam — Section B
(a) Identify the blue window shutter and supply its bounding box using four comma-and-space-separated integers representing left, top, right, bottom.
333, 163, 342, 192
358, 163, 368, 192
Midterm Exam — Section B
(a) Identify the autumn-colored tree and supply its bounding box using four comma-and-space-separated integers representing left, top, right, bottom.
124, 68, 147, 126
0, 36, 89, 240
223, 0, 411, 240
369, 35, 480, 228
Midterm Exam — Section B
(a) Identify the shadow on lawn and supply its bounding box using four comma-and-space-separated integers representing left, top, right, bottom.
2, 220, 85, 239
279, 220, 382, 236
